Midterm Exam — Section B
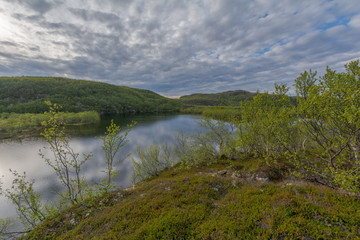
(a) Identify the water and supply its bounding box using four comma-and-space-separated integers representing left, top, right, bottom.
0, 113, 202, 230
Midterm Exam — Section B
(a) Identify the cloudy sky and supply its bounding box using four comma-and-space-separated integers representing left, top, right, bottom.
0, 0, 359, 97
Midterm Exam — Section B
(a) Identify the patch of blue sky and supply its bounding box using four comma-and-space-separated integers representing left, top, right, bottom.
256, 47, 271, 55
206, 48, 218, 56
317, 16, 350, 31
255, 40, 286, 55
259, 12, 268, 19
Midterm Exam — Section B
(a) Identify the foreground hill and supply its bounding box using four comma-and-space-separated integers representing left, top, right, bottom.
0, 77, 179, 114
24, 158, 360, 239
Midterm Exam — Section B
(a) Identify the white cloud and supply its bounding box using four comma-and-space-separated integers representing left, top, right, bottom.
349, 14, 360, 28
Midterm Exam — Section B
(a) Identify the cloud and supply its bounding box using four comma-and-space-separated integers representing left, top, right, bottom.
0, 0, 359, 96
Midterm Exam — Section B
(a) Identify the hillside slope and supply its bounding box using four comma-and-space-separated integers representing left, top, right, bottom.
0, 77, 179, 114
179, 89, 298, 108
24, 159, 360, 239
179, 90, 256, 107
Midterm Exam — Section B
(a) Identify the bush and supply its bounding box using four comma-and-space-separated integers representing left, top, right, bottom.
131, 143, 174, 184
236, 83, 302, 159
174, 117, 236, 169
292, 60, 360, 193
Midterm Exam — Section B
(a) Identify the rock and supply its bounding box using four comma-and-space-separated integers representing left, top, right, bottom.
217, 170, 227, 176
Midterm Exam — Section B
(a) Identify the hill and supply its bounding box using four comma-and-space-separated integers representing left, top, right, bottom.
23, 159, 360, 239
179, 89, 298, 108
179, 90, 256, 107
0, 77, 180, 114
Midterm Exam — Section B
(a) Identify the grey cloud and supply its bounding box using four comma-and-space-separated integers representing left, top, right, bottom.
7, 0, 54, 14
0, 41, 19, 47
0, 0, 359, 96
68, 7, 120, 23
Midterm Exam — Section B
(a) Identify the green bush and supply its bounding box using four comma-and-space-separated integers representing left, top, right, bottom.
236, 83, 302, 159
292, 60, 360, 192
131, 143, 174, 184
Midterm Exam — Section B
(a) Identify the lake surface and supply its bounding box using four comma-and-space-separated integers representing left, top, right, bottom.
0, 114, 202, 230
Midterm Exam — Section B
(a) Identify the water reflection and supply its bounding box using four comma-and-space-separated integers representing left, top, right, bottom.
0, 114, 202, 227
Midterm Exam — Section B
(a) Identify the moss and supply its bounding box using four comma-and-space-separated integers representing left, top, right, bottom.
24, 158, 360, 239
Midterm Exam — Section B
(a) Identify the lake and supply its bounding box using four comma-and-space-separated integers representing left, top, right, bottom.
0, 113, 202, 230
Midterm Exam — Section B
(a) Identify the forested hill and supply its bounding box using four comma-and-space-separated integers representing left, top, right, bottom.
0, 77, 180, 114
179, 89, 298, 107
179, 90, 256, 107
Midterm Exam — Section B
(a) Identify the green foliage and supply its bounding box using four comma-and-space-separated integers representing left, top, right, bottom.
179, 89, 257, 107
1, 102, 136, 237
0, 218, 13, 238
174, 117, 236, 169
293, 60, 360, 192
237, 83, 302, 160
99, 120, 135, 192
294, 69, 317, 99
0, 111, 100, 139
0, 76, 180, 114
131, 143, 174, 184
22, 164, 360, 239
39, 102, 93, 205
1, 170, 46, 230
202, 106, 240, 123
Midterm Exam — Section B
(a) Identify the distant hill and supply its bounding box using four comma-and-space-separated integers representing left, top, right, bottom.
0, 77, 180, 114
179, 89, 297, 107
179, 90, 257, 107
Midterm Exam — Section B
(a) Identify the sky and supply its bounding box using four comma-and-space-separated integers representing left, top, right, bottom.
0, 0, 359, 97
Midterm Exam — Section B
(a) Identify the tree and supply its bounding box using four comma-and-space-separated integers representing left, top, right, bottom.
99, 120, 135, 192
237, 83, 301, 159
0, 171, 46, 231
39, 101, 92, 205
294, 69, 317, 100
294, 60, 360, 192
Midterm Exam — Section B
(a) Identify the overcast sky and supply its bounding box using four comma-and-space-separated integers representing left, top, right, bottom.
0, 0, 359, 97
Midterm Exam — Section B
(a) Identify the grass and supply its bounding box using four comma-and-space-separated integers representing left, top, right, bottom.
23, 158, 360, 239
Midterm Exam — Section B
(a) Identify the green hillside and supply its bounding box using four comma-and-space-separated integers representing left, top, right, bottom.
179, 89, 298, 108
179, 90, 256, 107
0, 77, 180, 114
23, 160, 360, 239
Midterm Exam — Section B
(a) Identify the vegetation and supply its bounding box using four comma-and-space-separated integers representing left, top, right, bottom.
99, 120, 136, 192
179, 89, 297, 118
0, 103, 133, 237
0, 76, 180, 114
1, 60, 360, 239
22, 162, 360, 239
0, 111, 100, 138
131, 143, 174, 184
179, 89, 257, 107
291, 61, 360, 192
39, 103, 94, 206
235, 61, 360, 194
